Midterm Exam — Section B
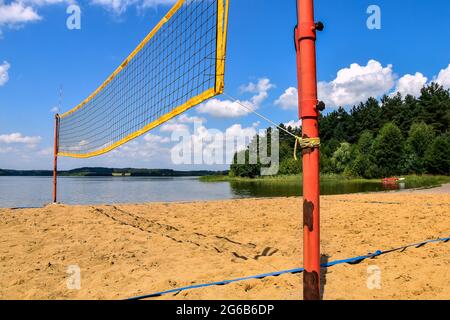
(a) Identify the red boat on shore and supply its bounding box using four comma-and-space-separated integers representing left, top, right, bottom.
382, 177, 405, 184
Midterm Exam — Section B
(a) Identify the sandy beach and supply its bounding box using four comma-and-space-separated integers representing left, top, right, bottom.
0, 188, 449, 300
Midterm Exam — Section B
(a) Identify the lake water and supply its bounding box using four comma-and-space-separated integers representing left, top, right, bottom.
0, 176, 413, 208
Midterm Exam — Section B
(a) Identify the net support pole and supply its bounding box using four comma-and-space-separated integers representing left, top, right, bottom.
295, 0, 321, 300
53, 114, 60, 204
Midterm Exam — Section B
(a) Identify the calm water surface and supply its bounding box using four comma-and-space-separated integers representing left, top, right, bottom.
0, 176, 415, 208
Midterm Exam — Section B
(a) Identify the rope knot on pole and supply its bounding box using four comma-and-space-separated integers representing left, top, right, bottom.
294, 137, 321, 160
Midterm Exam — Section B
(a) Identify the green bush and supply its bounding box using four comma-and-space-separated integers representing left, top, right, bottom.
279, 158, 301, 175
369, 122, 404, 177
424, 134, 450, 175
331, 142, 353, 174
404, 122, 435, 173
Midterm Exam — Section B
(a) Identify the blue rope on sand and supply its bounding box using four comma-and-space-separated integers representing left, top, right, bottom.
127, 237, 450, 300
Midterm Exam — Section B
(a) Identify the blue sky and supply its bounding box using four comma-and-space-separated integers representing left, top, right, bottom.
1, 0, 449, 170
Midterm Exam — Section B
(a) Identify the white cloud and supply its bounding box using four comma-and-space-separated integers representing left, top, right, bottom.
252, 121, 260, 128
0, 61, 10, 86
435, 64, 450, 89
91, 0, 175, 14
392, 72, 428, 97
156, 114, 206, 132
177, 114, 206, 124
278, 61, 450, 109
171, 123, 258, 165
0, 1, 41, 26
141, 0, 176, 8
275, 87, 298, 110
109, 139, 171, 162
275, 61, 395, 109
159, 113, 206, 133
197, 98, 253, 118
225, 124, 257, 143
107, 130, 172, 158
0, 146, 14, 153
90, 0, 137, 14
37, 147, 53, 155
0, 0, 173, 36
240, 78, 275, 106
0, 132, 41, 144
50, 106, 59, 113
143, 133, 170, 143
318, 60, 395, 107
197, 78, 275, 118
0, 131, 50, 168
0, 0, 73, 35
160, 122, 189, 133
22, 0, 72, 5
284, 120, 301, 129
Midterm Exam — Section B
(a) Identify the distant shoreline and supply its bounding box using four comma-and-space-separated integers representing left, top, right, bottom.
0, 167, 228, 177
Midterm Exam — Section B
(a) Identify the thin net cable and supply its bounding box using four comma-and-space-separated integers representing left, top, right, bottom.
222, 92, 299, 139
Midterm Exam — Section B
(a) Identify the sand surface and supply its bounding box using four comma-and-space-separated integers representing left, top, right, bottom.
402, 183, 450, 194
0, 191, 449, 300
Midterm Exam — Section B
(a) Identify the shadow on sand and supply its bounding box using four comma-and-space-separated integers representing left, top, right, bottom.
320, 254, 330, 299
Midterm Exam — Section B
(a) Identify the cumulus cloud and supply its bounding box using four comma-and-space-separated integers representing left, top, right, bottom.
197, 78, 275, 118
90, 0, 137, 14
160, 123, 189, 133
171, 123, 259, 165
108, 139, 172, 163
0, 0, 173, 35
196, 99, 253, 118
159, 113, 205, 133
284, 120, 301, 129
435, 64, 450, 89
240, 78, 275, 106
91, 0, 175, 14
275, 60, 450, 109
177, 114, 206, 124
0, 1, 41, 27
0, 61, 10, 86
0, 1, 38, 39
22, 0, 72, 6
37, 147, 53, 156
225, 124, 257, 149
392, 72, 428, 97
143, 133, 170, 143
0, 146, 15, 153
0, 0, 74, 35
0, 132, 41, 144
50, 106, 59, 113
141, 0, 176, 8
318, 60, 395, 107
0, 131, 49, 167
275, 87, 298, 110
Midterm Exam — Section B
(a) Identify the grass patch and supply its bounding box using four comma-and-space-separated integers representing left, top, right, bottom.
200, 174, 450, 187
402, 175, 450, 188
200, 174, 377, 184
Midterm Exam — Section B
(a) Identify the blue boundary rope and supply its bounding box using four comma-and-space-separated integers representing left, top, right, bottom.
127, 237, 449, 300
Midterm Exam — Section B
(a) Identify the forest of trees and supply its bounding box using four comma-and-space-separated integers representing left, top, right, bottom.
230, 83, 450, 178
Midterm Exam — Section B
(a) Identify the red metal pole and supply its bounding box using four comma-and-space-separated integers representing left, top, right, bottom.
53, 114, 59, 204
295, 0, 321, 300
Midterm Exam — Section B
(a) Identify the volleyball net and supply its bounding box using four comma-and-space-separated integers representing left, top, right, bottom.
57, 0, 229, 158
